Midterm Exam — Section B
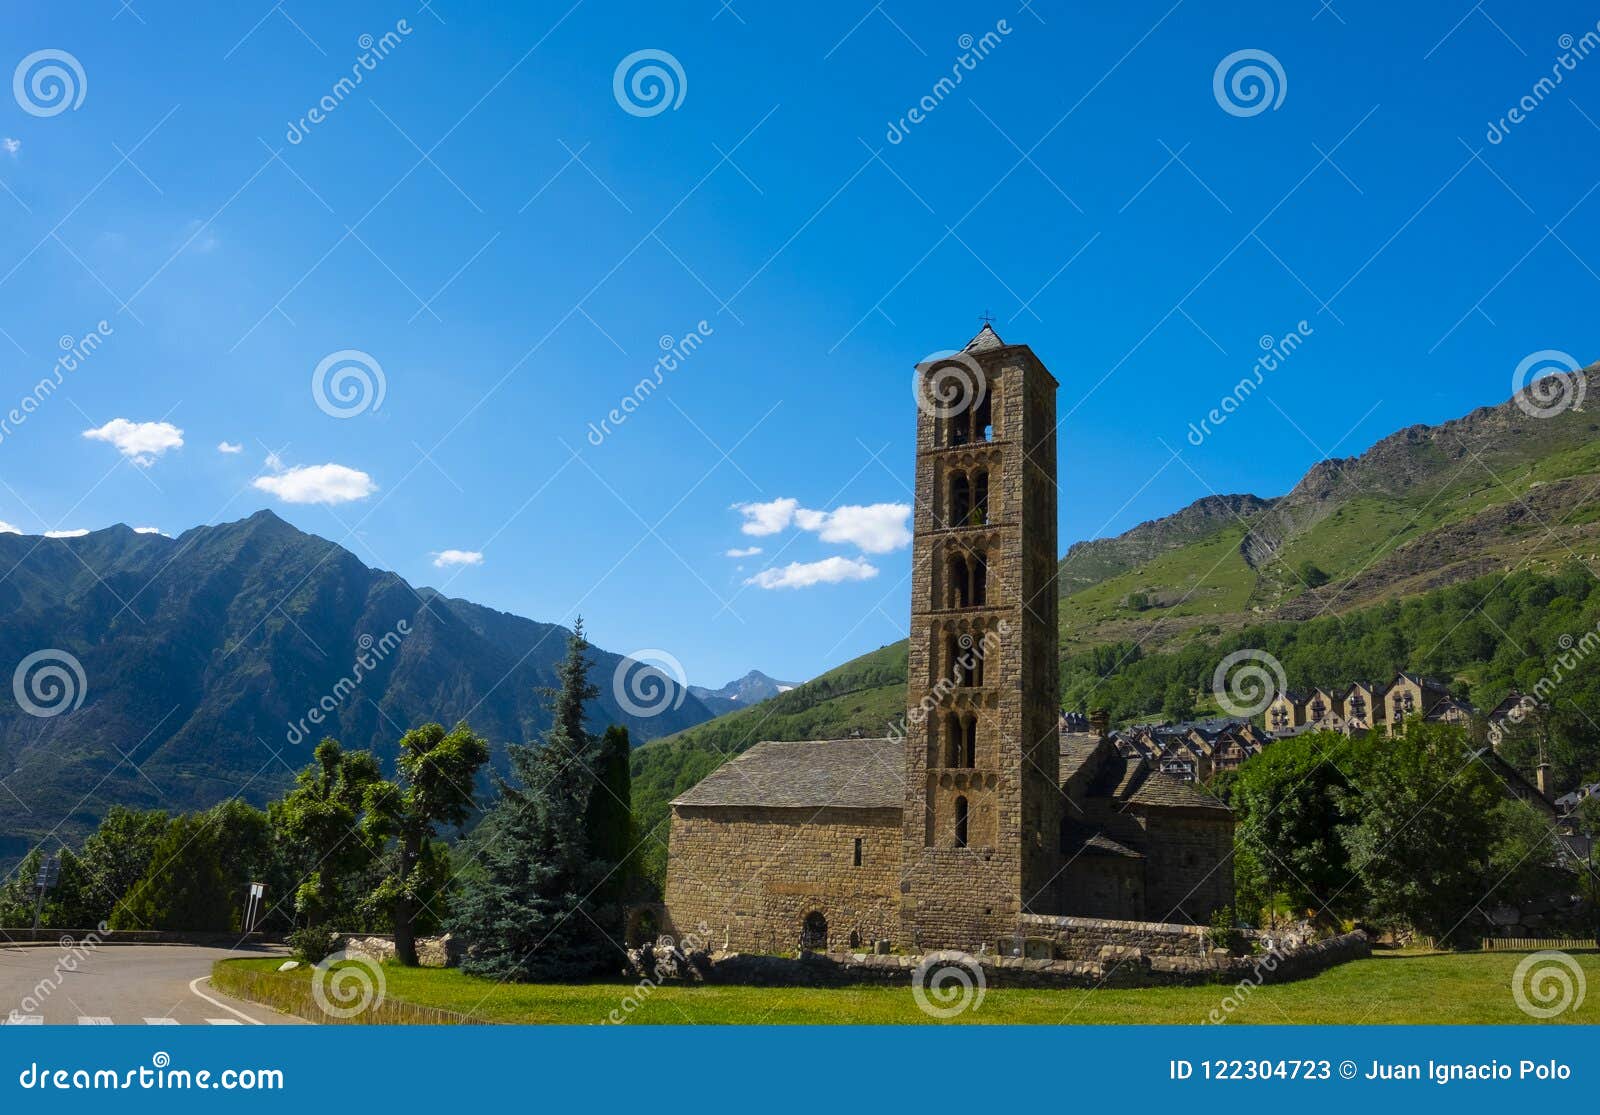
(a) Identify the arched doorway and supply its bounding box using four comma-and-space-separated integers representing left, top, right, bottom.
801, 911, 828, 952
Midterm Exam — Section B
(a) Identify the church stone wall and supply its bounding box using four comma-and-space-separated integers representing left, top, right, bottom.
664, 805, 902, 953
1143, 811, 1236, 924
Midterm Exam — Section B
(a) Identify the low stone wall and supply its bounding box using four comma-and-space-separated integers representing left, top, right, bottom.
337, 934, 461, 969
1017, 914, 1212, 961
674, 931, 1371, 991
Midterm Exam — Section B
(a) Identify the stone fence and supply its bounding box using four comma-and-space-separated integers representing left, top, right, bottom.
631, 930, 1371, 991
336, 933, 461, 969
1016, 914, 1213, 960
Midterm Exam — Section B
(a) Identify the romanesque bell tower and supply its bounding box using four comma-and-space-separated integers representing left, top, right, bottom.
899, 325, 1062, 951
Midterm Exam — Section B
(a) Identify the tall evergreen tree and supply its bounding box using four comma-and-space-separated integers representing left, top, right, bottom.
585, 724, 636, 918
451, 620, 617, 980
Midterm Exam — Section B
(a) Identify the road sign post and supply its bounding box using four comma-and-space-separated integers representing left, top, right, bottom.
31, 855, 60, 932
243, 882, 266, 934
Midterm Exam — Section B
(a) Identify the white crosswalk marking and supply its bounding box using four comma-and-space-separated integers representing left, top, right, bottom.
145, 1017, 179, 1025
77, 1017, 113, 1025
4, 1016, 44, 1025
206, 1019, 243, 1026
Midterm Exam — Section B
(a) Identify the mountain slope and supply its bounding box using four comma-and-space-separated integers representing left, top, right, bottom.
0, 511, 714, 862
1059, 365, 1600, 649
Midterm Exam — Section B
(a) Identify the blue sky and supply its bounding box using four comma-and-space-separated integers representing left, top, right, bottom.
1, 1, 1597, 688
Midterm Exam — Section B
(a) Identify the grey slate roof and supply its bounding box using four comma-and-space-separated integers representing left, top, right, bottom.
674, 732, 1230, 815
671, 738, 903, 810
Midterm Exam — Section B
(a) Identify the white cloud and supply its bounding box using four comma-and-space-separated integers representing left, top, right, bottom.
82, 419, 184, 467
801, 503, 912, 554
217, 441, 243, 454
253, 463, 377, 505
725, 546, 763, 558
0, 519, 21, 534
45, 529, 89, 539
134, 526, 167, 536
263, 450, 284, 473
433, 549, 484, 569
734, 498, 799, 537
745, 556, 880, 590
3, 138, 18, 156
733, 498, 912, 554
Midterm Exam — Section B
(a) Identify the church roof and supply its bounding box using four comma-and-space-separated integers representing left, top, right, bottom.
1061, 733, 1231, 814
670, 738, 903, 810
965, 323, 1006, 352
674, 731, 1230, 814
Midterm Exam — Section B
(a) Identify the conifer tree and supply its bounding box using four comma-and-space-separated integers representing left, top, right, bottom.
452, 620, 617, 980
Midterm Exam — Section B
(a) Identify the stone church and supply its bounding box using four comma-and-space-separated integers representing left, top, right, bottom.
663, 328, 1234, 954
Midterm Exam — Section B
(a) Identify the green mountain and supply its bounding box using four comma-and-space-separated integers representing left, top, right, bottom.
0, 511, 715, 866
630, 366, 1600, 879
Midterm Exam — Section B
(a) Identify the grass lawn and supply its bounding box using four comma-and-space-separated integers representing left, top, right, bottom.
219, 950, 1600, 1025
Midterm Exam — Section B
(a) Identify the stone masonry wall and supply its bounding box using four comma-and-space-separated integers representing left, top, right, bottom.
664, 805, 902, 954
1019, 913, 1212, 960
691, 931, 1372, 990
1142, 812, 1235, 924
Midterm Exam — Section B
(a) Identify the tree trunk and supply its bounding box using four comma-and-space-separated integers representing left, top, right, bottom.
394, 833, 420, 967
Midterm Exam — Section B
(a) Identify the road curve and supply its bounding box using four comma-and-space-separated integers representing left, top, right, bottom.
0, 943, 308, 1026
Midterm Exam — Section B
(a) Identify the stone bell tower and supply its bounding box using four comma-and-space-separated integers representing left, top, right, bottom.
899, 325, 1062, 951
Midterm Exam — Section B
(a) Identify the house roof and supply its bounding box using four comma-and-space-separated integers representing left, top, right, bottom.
671, 738, 903, 810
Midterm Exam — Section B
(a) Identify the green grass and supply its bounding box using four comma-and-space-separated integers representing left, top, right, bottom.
218, 950, 1600, 1025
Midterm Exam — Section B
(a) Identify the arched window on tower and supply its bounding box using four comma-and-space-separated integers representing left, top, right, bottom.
962, 716, 977, 768
950, 633, 981, 688
948, 553, 970, 609
974, 392, 993, 442
950, 472, 972, 528
949, 408, 972, 447
971, 469, 989, 525
943, 713, 964, 768
954, 796, 970, 849
971, 551, 988, 606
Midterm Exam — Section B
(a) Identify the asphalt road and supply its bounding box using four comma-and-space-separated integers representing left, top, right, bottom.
0, 944, 308, 1026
